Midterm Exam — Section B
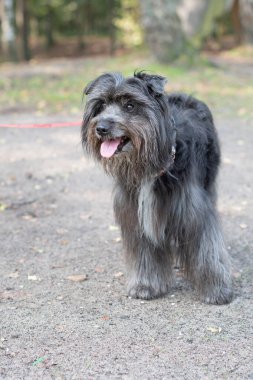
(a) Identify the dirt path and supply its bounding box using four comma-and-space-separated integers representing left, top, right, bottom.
0, 108, 252, 379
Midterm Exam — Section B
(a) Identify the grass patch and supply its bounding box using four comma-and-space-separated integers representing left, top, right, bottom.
0, 52, 252, 121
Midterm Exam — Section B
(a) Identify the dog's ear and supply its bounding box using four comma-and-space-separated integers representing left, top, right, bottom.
84, 74, 108, 95
134, 72, 167, 95
84, 72, 123, 95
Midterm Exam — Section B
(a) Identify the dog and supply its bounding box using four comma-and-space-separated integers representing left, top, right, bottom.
82, 71, 233, 304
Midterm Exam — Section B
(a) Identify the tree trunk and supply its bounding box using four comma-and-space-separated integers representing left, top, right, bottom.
45, 5, 55, 49
232, 0, 243, 44
239, 0, 253, 43
107, 0, 116, 56
139, 0, 233, 62
16, 0, 31, 61
1, 0, 17, 61
21, 0, 30, 60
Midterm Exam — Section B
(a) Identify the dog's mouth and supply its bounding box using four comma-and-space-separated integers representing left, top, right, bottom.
100, 137, 130, 158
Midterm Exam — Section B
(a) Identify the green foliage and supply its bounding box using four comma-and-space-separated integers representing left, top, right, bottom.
114, 0, 142, 47
28, 0, 124, 38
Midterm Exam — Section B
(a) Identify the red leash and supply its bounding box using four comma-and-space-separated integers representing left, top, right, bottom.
0, 121, 81, 129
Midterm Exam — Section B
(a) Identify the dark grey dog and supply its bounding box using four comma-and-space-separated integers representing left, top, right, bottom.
82, 72, 233, 304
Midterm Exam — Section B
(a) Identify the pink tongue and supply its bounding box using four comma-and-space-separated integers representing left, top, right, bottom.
100, 138, 121, 158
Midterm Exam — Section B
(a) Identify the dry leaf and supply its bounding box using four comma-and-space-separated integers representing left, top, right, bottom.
66, 274, 87, 282
237, 108, 246, 116
7, 271, 19, 279
28, 275, 39, 281
95, 267, 104, 273
223, 157, 232, 164
114, 271, 124, 278
32, 247, 44, 254
56, 228, 68, 235
0, 290, 29, 300
207, 326, 222, 334
79, 213, 92, 220
60, 239, 69, 246
109, 225, 119, 231
0, 203, 7, 211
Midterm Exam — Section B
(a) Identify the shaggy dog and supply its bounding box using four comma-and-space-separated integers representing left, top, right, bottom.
82, 72, 233, 304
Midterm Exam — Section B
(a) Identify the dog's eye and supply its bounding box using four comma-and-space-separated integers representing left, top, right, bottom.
101, 102, 107, 110
125, 103, 134, 112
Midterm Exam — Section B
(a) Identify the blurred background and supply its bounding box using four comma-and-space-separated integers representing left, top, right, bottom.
0, 0, 253, 118
1, 0, 253, 62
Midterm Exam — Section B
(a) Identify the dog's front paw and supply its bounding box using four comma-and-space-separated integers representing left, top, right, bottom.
202, 286, 233, 305
128, 285, 164, 300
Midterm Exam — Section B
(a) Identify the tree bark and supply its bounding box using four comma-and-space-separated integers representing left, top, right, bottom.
45, 5, 55, 49
108, 0, 116, 56
16, 0, 31, 61
239, 0, 253, 43
1, 0, 17, 61
139, 0, 233, 62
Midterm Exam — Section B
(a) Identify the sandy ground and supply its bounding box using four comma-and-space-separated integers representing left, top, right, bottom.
0, 107, 253, 380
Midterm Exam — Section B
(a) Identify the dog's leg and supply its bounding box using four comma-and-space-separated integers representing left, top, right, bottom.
114, 184, 173, 300
179, 189, 233, 305
126, 237, 174, 300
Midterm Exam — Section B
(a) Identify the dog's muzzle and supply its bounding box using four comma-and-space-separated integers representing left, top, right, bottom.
95, 119, 131, 159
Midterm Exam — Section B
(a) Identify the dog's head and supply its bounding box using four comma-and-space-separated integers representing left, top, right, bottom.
82, 72, 175, 182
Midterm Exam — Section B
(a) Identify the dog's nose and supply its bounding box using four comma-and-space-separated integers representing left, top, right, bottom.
96, 120, 114, 136
96, 125, 110, 136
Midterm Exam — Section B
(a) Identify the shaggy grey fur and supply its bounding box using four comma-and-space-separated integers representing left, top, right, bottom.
82, 71, 233, 304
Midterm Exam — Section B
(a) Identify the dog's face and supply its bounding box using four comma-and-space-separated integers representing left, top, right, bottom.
82, 72, 174, 181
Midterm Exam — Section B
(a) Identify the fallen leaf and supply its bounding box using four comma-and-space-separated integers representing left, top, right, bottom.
101, 315, 110, 321
95, 267, 104, 273
60, 239, 69, 246
0, 290, 29, 300
79, 213, 92, 220
7, 271, 19, 279
56, 228, 68, 235
37, 100, 47, 110
109, 225, 119, 231
0, 203, 7, 211
237, 108, 246, 116
51, 264, 65, 269
114, 272, 124, 278
28, 275, 39, 281
22, 213, 36, 220
223, 157, 232, 164
32, 247, 44, 254
207, 326, 222, 334
66, 274, 87, 282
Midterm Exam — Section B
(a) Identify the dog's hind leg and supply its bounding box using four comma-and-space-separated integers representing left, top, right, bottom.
179, 195, 233, 305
